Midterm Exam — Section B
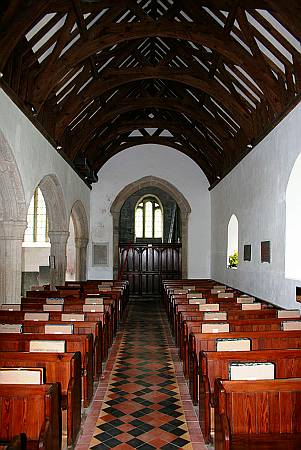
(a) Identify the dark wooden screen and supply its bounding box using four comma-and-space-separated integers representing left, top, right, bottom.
119, 243, 182, 295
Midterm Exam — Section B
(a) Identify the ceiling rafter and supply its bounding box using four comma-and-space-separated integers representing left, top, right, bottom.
54, 66, 252, 138
29, 21, 281, 109
1, 0, 301, 185
88, 118, 223, 167
67, 94, 235, 160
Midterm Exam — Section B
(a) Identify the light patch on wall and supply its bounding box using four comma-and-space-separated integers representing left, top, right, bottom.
285, 151, 301, 280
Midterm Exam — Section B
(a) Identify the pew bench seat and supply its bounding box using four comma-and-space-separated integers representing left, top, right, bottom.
199, 348, 301, 443
0, 333, 93, 407
0, 384, 61, 450
214, 378, 301, 450
228, 433, 301, 450
0, 434, 26, 450
0, 352, 81, 447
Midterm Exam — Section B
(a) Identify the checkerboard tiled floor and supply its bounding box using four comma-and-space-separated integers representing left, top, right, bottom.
76, 298, 206, 449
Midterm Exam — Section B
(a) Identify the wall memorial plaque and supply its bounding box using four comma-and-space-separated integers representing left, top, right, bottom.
261, 241, 271, 263
244, 244, 251, 261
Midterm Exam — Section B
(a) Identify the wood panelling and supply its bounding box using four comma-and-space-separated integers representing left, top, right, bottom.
119, 243, 181, 295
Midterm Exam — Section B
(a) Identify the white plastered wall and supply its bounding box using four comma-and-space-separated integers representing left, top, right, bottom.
0, 88, 90, 244
88, 144, 211, 279
211, 102, 301, 309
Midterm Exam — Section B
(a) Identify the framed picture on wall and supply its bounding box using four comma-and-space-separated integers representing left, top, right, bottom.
92, 243, 109, 266
243, 244, 251, 261
261, 241, 271, 263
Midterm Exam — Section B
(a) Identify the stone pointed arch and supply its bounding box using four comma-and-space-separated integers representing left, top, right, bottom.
38, 174, 69, 286
0, 130, 27, 303
111, 176, 191, 278
70, 200, 89, 280
38, 174, 68, 232
0, 130, 27, 224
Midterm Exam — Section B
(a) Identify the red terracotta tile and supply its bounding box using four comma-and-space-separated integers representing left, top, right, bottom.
113, 444, 134, 450
149, 437, 169, 447
117, 423, 135, 432
82, 299, 208, 450
114, 432, 132, 443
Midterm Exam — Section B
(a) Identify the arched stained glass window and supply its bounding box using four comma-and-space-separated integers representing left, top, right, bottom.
23, 187, 49, 243
135, 196, 163, 240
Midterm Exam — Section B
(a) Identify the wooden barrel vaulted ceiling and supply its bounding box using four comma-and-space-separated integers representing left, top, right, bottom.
1, 0, 301, 186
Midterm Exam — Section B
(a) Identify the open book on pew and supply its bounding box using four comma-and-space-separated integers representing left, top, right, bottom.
0, 368, 44, 384
229, 362, 275, 380
216, 338, 251, 351
1, 304, 21, 311
0, 324, 23, 333
29, 340, 66, 352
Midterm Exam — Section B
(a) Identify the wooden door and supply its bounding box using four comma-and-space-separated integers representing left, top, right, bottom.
119, 243, 182, 295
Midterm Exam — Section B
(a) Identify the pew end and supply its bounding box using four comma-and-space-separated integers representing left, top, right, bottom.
0, 434, 26, 450
214, 378, 301, 450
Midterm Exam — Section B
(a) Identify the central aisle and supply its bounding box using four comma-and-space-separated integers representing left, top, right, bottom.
78, 298, 206, 449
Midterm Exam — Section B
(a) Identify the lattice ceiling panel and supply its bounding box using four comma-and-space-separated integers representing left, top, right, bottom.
1, 0, 301, 185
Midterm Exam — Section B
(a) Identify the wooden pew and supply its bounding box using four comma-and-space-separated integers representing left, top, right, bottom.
179, 308, 298, 344
0, 352, 81, 447
27, 290, 80, 299
0, 333, 93, 407
19, 320, 102, 377
214, 378, 301, 450
174, 302, 267, 348
0, 434, 26, 450
179, 309, 280, 374
0, 384, 61, 450
0, 310, 108, 369
19, 299, 114, 357
189, 329, 301, 405
170, 292, 268, 328
199, 348, 301, 443
162, 279, 216, 311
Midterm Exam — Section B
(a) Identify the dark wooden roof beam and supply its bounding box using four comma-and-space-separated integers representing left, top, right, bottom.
30, 20, 279, 110
67, 94, 243, 160
54, 65, 252, 138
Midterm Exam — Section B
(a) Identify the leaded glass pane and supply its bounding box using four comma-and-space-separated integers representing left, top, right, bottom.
23, 187, 48, 243
144, 201, 153, 238
36, 188, 48, 242
154, 208, 163, 238
135, 208, 143, 238
23, 194, 35, 242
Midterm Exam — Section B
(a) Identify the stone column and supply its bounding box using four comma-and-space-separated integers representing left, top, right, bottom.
112, 211, 120, 279
75, 237, 88, 281
0, 220, 27, 304
181, 213, 189, 279
48, 231, 69, 288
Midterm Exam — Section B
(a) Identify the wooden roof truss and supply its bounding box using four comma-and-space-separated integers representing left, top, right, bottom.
1, 0, 301, 185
